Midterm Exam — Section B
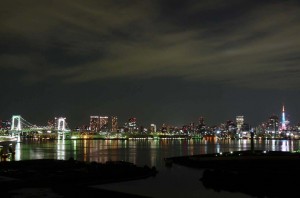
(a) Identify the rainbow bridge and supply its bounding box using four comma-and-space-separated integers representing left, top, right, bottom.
1, 115, 71, 158
5, 115, 70, 140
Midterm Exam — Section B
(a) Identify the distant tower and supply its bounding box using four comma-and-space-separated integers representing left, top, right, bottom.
282, 105, 286, 130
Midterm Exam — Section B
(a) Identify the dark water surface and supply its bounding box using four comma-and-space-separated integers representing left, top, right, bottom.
13, 138, 300, 197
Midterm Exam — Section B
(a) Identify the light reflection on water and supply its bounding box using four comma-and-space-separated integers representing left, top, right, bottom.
57, 138, 65, 160
13, 138, 300, 168
10, 138, 300, 198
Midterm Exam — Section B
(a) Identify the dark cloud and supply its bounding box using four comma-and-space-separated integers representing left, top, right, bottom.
1, 0, 300, 127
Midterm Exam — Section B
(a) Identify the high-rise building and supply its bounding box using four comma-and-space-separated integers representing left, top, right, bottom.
197, 116, 206, 134
268, 114, 279, 133
236, 116, 244, 131
226, 120, 236, 132
90, 116, 100, 132
111, 116, 118, 132
1, 120, 11, 130
99, 116, 109, 131
90, 116, 109, 132
128, 117, 137, 132
150, 124, 157, 133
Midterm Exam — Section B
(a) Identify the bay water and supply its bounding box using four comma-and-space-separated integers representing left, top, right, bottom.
12, 138, 299, 197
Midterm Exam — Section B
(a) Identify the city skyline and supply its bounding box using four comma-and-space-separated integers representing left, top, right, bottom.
0, 104, 294, 130
1, 1, 300, 129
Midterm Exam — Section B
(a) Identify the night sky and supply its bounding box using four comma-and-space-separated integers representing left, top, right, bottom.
1, 0, 300, 128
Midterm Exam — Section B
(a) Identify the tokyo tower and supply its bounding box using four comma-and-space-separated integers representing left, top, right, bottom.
281, 105, 286, 130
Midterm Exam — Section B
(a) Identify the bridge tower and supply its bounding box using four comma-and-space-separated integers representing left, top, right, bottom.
56, 117, 69, 140
57, 117, 66, 131
11, 115, 22, 131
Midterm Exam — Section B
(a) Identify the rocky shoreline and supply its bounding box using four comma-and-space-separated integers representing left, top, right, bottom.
165, 150, 300, 170
165, 150, 300, 198
0, 159, 157, 197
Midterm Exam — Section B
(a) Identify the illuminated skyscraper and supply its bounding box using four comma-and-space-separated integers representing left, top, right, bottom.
128, 117, 137, 132
236, 116, 244, 131
90, 116, 109, 132
99, 116, 109, 131
111, 116, 118, 132
268, 114, 279, 133
90, 116, 100, 132
150, 124, 157, 133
